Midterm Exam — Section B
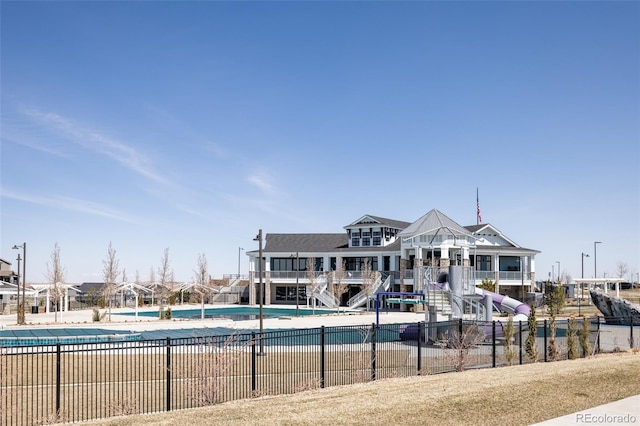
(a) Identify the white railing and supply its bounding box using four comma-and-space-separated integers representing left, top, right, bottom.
210, 277, 244, 303
315, 287, 339, 308
346, 273, 391, 308
312, 275, 339, 308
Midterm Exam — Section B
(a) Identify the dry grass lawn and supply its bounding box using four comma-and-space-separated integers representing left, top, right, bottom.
81, 352, 640, 426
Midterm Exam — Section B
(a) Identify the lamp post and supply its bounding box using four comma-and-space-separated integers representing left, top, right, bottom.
594, 241, 602, 278
520, 256, 525, 302
290, 252, 299, 316
580, 252, 590, 316
12, 243, 26, 325
555, 261, 561, 283
253, 230, 265, 355
238, 247, 244, 277
14, 253, 21, 324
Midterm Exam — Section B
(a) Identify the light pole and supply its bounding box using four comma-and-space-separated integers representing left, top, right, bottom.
238, 247, 244, 277
14, 253, 21, 324
12, 243, 26, 325
290, 252, 299, 316
594, 241, 602, 278
520, 256, 525, 301
253, 230, 265, 355
555, 261, 561, 283
580, 252, 590, 316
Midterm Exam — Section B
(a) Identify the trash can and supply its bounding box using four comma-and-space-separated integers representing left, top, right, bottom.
31, 305, 39, 314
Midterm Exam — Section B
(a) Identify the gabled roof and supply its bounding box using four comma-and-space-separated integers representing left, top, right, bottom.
261, 233, 402, 254
399, 209, 472, 239
465, 223, 520, 248
264, 234, 349, 253
345, 215, 411, 230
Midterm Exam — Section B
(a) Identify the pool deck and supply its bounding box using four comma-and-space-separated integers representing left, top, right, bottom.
3, 305, 639, 424
0, 304, 428, 334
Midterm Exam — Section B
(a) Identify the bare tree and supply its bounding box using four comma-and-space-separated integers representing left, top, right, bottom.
306, 257, 320, 313
148, 267, 156, 306
157, 248, 172, 319
616, 262, 629, 280
192, 253, 214, 319
332, 259, 349, 313
361, 258, 376, 311
437, 324, 486, 372
45, 242, 66, 323
102, 242, 120, 322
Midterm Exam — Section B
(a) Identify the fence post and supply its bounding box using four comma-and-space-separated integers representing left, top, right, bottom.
543, 319, 548, 362
320, 326, 326, 388
417, 322, 423, 374
371, 323, 376, 381
630, 317, 634, 349
492, 321, 496, 368
251, 332, 257, 393
519, 320, 523, 365
596, 316, 600, 354
56, 343, 61, 417
166, 337, 171, 412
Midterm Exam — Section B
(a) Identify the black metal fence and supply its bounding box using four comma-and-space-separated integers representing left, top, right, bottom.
1, 316, 633, 425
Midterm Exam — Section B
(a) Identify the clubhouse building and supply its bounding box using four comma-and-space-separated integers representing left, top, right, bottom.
246, 209, 540, 309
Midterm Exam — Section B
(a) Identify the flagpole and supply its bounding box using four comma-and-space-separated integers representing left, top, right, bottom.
476, 188, 481, 225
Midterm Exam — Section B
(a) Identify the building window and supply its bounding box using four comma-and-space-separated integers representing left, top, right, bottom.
352, 238, 360, 247
362, 231, 371, 237
373, 237, 381, 246
373, 231, 381, 237
476, 255, 492, 271
351, 231, 360, 238
362, 237, 370, 246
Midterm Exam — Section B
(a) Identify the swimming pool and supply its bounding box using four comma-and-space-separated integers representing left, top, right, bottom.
122, 306, 340, 320
0, 307, 344, 346
0, 328, 141, 347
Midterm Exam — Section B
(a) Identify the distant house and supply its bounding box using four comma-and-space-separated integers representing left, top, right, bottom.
74, 282, 105, 305
246, 209, 540, 308
0, 258, 16, 284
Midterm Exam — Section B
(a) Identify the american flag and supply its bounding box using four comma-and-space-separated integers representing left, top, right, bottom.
476, 189, 482, 224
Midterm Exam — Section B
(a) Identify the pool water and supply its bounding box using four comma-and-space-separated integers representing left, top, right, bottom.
123, 306, 339, 320
0, 307, 344, 346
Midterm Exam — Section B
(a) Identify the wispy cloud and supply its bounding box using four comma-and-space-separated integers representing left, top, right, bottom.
247, 172, 277, 195
1, 132, 69, 157
1, 188, 138, 223
22, 108, 170, 186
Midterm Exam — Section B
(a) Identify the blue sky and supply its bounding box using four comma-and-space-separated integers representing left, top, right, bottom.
1, 1, 638, 284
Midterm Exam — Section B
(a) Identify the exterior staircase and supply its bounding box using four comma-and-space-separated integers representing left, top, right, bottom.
347, 274, 392, 309
312, 275, 339, 309
424, 290, 453, 318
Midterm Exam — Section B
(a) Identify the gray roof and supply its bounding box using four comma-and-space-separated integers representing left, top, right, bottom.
263, 233, 401, 254
345, 215, 411, 230
399, 209, 471, 238
265, 234, 348, 253
75, 282, 105, 293
464, 224, 486, 233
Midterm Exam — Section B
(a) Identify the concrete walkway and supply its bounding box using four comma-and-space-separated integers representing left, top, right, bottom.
533, 395, 639, 425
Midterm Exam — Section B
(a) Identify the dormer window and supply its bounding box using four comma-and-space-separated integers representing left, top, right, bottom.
351, 231, 360, 238
352, 238, 360, 246
362, 237, 371, 246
